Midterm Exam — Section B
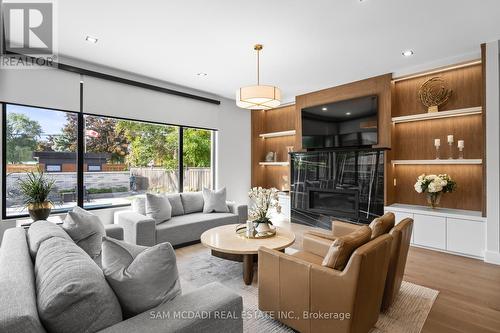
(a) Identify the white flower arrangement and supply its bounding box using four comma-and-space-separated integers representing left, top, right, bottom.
414, 174, 456, 194
248, 187, 281, 225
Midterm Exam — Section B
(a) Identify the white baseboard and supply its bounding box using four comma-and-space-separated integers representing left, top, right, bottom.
484, 251, 500, 265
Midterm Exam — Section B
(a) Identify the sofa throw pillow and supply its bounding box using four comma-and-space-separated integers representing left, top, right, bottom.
62, 206, 105, 258
146, 193, 172, 224
101, 237, 182, 317
166, 193, 185, 216
202, 187, 229, 213
322, 226, 372, 270
35, 237, 122, 333
180, 191, 204, 214
131, 196, 146, 215
27, 220, 72, 258
369, 212, 395, 239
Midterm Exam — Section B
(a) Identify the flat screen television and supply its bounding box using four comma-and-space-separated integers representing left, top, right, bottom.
301, 95, 378, 149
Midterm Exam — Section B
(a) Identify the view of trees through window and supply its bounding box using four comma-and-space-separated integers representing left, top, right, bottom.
4, 104, 214, 217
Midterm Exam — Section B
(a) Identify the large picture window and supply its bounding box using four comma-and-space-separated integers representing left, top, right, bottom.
2, 103, 215, 218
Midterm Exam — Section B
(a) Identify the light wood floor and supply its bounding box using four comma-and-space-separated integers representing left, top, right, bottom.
179, 220, 500, 333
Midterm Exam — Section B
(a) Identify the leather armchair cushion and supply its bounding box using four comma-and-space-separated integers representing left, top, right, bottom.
369, 212, 395, 239
322, 226, 372, 270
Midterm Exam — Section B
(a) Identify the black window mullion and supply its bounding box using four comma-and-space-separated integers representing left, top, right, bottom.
178, 126, 184, 193
77, 82, 84, 207
2, 104, 7, 220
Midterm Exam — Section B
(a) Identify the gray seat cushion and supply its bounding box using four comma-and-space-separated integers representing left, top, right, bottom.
180, 192, 204, 214
35, 237, 122, 333
62, 206, 106, 258
27, 220, 72, 258
0, 228, 46, 333
156, 212, 238, 246
166, 193, 185, 216
101, 237, 181, 318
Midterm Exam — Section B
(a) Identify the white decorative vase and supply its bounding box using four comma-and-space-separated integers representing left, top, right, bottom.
255, 221, 272, 233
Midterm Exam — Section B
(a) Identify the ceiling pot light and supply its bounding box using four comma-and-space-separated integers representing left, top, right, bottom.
86, 36, 98, 44
402, 50, 414, 57
196, 72, 208, 77
346, 112, 352, 115
322, 107, 328, 111
236, 44, 281, 110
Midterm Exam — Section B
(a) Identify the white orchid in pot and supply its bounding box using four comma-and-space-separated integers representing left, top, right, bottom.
414, 174, 456, 208
248, 187, 281, 233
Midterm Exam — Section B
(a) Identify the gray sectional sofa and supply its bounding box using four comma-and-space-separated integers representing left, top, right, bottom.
0, 225, 243, 333
115, 192, 248, 247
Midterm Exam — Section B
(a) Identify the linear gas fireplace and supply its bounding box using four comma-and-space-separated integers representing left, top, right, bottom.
290, 149, 384, 229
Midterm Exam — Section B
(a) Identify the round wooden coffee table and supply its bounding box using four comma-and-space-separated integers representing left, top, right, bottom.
200, 224, 295, 285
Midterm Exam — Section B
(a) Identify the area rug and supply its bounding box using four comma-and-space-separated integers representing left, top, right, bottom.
176, 245, 438, 333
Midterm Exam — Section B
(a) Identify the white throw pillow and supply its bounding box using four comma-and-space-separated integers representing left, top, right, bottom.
146, 193, 172, 224
62, 206, 105, 258
131, 196, 146, 215
101, 237, 181, 317
202, 187, 229, 213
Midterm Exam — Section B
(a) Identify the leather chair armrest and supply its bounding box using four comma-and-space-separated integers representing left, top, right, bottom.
302, 233, 335, 257
305, 229, 337, 241
331, 220, 362, 237
114, 210, 156, 246
226, 201, 248, 224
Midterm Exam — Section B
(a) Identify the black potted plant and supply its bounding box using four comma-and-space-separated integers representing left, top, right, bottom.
18, 170, 55, 221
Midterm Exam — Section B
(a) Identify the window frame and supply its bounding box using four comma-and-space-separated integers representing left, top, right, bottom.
1, 101, 217, 219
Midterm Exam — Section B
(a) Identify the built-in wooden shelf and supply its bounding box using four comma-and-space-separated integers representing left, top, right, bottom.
391, 159, 482, 165
259, 130, 296, 139
391, 107, 482, 124
259, 161, 290, 166
385, 203, 485, 222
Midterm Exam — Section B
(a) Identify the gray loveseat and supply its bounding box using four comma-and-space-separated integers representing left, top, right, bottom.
114, 192, 248, 247
0, 226, 243, 333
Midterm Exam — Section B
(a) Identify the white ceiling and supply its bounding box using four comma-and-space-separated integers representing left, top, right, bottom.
57, 0, 500, 103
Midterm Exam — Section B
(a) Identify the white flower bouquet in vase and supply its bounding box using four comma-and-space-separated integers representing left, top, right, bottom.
248, 187, 281, 234
414, 174, 457, 208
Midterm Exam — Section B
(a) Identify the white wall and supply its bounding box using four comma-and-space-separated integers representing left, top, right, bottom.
485, 40, 500, 265
0, 61, 250, 241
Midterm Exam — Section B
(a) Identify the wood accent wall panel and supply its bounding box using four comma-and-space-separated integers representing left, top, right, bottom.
481, 44, 487, 216
393, 115, 483, 160
295, 74, 392, 151
251, 105, 296, 189
393, 64, 482, 117
393, 165, 483, 211
251, 110, 266, 187
391, 60, 485, 213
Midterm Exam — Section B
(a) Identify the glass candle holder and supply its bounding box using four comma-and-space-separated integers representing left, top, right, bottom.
435, 146, 440, 160
458, 147, 464, 159
448, 142, 454, 159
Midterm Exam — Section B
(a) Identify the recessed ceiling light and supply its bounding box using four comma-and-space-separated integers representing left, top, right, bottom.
346, 112, 352, 115
402, 50, 414, 57
85, 36, 98, 44
196, 72, 208, 77
321, 107, 328, 111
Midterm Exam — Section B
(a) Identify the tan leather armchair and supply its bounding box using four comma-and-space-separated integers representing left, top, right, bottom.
258, 234, 392, 333
302, 216, 414, 311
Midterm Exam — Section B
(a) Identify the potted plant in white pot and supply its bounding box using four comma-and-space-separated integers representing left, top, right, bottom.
248, 187, 281, 233
18, 170, 55, 221
414, 173, 456, 208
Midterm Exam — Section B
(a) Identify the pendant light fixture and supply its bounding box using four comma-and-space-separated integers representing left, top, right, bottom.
236, 44, 281, 110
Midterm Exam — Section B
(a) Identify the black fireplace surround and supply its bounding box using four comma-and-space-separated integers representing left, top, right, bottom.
290, 149, 384, 230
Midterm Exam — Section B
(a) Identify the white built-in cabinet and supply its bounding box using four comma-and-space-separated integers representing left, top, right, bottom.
385, 204, 485, 259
